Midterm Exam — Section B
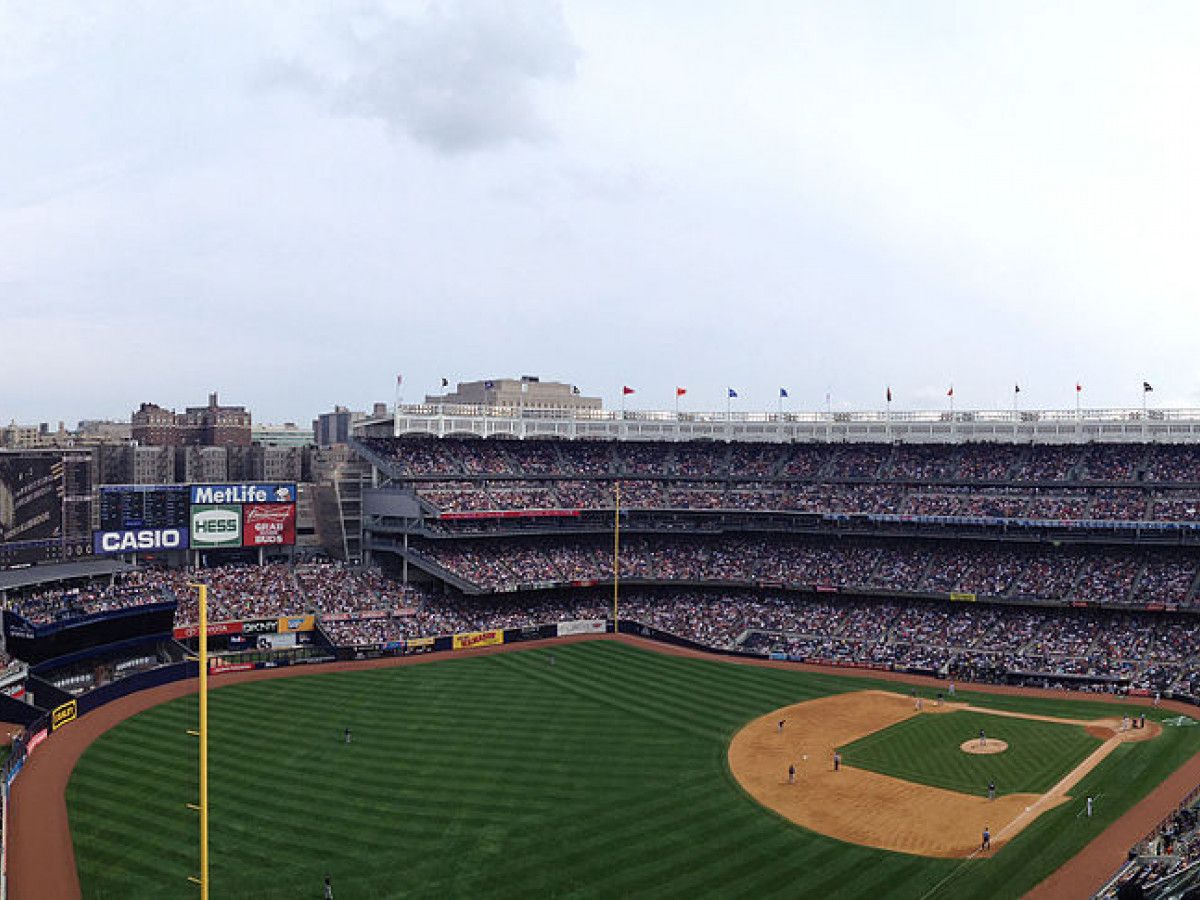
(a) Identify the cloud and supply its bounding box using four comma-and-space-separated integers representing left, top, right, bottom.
270, 0, 579, 153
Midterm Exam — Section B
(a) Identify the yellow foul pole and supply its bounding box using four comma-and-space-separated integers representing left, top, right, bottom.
188, 582, 210, 900
612, 481, 621, 628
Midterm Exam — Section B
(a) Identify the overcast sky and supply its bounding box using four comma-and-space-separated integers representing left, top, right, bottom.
3, 1, 1199, 425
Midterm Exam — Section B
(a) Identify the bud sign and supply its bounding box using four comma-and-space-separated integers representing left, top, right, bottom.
242, 503, 296, 547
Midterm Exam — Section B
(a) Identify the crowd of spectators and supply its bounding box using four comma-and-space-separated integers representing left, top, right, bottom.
5, 570, 182, 625
352, 437, 1200, 526
363, 436, 1200, 485
409, 479, 1200, 524
1102, 793, 1200, 899
410, 535, 1200, 608
7, 556, 1200, 701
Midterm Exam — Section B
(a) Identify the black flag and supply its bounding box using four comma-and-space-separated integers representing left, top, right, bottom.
1014, 384, 1020, 394
1143, 381, 1154, 392
441, 377, 449, 388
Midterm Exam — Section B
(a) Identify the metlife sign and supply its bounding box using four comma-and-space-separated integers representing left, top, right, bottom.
190, 505, 242, 548
93, 527, 189, 555
190, 484, 295, 505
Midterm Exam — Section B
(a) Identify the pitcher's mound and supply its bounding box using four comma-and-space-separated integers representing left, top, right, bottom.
961, 738, 1008, 755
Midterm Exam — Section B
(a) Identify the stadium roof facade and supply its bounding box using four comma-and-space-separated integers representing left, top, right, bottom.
356, 404, 1200, 444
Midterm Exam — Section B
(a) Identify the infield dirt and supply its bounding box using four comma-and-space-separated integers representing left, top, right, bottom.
727, 690, 1162, 858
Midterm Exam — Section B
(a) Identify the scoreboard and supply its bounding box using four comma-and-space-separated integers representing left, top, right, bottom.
0, 451, 93, 569
98, 485, 190, 532
94, 483, 296, 554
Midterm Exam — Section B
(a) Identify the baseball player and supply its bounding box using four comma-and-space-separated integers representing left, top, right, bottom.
788, 763, 796, 784
979, 728, 986, 748
1086, 796, 1093, 817
833, 751, 841, 772
344, 727, 352, 745
324, 874, 334, 899
778, 719, 786, 734
981, 826, 991, 852
549, 653, 556, 667
988, 781, 995, 801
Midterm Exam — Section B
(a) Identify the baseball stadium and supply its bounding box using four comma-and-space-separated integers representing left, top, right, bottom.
4, 403, 1200, 899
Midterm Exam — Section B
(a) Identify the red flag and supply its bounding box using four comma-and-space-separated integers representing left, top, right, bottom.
622, 386, 635, 395
886, 386, 892, 403
947, 385, 954, 398
1076, 382, 1082, 392
676, 387, 687, 397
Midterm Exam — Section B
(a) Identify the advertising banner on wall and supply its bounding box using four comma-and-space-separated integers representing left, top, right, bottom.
242, 504, 296, 547
172, 620, 244, 640
452, 630, 503, 650
93, 527, 189, 555
277, 614, 315, 633
51, 699, 77, 731
190, 484, 296, 505
190, 505, 242, 548
557, 619, 607, 637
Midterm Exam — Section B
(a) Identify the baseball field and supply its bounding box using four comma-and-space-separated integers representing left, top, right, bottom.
48, 640, 1200, 898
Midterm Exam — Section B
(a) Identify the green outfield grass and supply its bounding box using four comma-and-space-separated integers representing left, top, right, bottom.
66, 642, 1200, 899
840, 710, 1101, 796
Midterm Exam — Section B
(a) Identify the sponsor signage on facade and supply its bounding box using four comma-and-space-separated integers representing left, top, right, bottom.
242, 503, 296, 547
276, 614, 315, 633
93, 527, 189, 555
52, 699, 78, 731
452, 629, 503, 650
241, 618, 279, 635
557, 619, 607, 637
172, 620, 244, 640
190, 504, 242, 548
190, 483, 295, 505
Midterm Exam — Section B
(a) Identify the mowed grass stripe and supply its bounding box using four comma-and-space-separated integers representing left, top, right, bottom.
67, 641, 1198, 900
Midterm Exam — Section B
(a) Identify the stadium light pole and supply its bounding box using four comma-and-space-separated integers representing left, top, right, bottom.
186, 582, 210, 900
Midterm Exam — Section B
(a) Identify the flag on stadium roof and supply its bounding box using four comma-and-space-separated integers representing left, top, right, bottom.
622, 385, 635, 395
1144, 381, 1154, 392
676, 387, 687, 397
1076, 382, 1082, 392
441, 377, 449, 387
1014, 383, 1020, 393
484, 380, 495, 389
947, 385, 954, 398
780, 388, 788, 398
728, 388, 738, 398
886, 386, 892, 403
397, 374, 403, 385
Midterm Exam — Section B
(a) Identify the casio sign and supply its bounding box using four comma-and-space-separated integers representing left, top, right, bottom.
94, 528, 187, 554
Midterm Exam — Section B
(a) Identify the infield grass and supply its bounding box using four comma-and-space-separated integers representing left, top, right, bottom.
66, 641, 1200, 900
839, 710, 1101, 796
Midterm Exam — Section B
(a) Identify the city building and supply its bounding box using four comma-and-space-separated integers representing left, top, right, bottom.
423, 376, 601, 412
131, 392, 251, 447
252, 423, 313, 448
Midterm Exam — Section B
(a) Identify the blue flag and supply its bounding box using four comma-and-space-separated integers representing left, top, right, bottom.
779, 388, 788, 398
484, 380, 495, 389
728, 388, 738, 398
